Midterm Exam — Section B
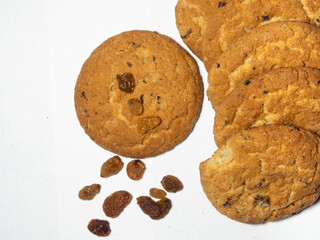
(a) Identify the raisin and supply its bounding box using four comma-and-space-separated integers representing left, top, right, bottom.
181, 28, 192, 39
151, 198, 172, 220
317, 80, 320, 84
117, 72, 135, 93
244, 79, 251, 85
126, 160, 146, 181
127, 61, 132, 67
81, 91, 86, 98
103, 191, 132, 218
253, 194, 270, 207
218, 1, 226, 7
140, 94, 144, 103
100, 156, 124, 178
78, 184, 100, 200
137, 116, 162, 133
87, 219, 111, 237
216, 63, 220, 68
161, 175, 183, 193
150, 188, 167, 199
262, 15, 269, 21
137, 196, 172, 220
263, 90, 268, 94
128, 98, 143, 116
137, 196, 161, 218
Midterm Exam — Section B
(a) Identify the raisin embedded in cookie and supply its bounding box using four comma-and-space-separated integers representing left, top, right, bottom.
200, 125, 320, 224
207, 21, 320, 109
175, 0, 220, 59
202, 0, 320, 70
214, 67, 320, 147
74, 31, 203, 158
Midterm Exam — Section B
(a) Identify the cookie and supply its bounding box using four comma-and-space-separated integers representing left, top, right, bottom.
207, 21, 320, 109
200, 125, 320, 224
175, 0, 219, 59
214, 67, 320, 147
202, 0, 320, 70
75, 30, 203, 158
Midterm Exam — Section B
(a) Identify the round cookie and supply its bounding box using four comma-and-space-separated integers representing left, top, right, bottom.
200, 125, 320, 224
175, 0, 219, 59
207, 21, 320, 109
202, 0, 320, 70
75, 30, 203, 158
214, 67, 320, 147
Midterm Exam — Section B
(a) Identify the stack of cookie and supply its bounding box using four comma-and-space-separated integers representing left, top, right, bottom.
176, 0, 320, 223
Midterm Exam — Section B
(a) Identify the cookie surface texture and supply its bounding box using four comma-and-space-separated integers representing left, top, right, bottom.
214, 67, 320, 147
175, 0, 218, 59
75, 31, 203, 158
202, 0, 320, 70
207, 21, 320, 108
200, 125, 320, 224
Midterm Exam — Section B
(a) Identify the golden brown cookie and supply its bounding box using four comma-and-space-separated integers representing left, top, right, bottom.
207, 21, 320, 109
200, 125, 320, 224
214, 67, 320, 147
202, 0, 320, 70
75, 31, 203, 158
175, 0, 219, 59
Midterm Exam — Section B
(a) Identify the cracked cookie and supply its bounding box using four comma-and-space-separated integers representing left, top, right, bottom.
214, 67, 320, 147
75, 30, 203, 158
175, 0, 220, 59
202, 0, 320, 70
207, 21, 320, 109
200, 125, 320, 224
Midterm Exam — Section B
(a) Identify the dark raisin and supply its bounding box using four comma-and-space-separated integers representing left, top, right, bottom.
126, 160, 146, 181
103, 191, 132, 218
318, 80, 320, 84
161, 175, 183, 193
244, 79, 251, 85
151, 198, 172, 220
225, 120, 229, 125
140, 94, 144, 104
253, 194, 270, 206
117, 72, 135, 93
253, 67, 256, 70
300, 204, 305, 209
157, 96, 161, 104
263, 90, 268, 94
87, 219, 111, 237
262, 15, 269, 21
137, 116, 162, 133
137, 196, 161, 218
313, 97, 317, 99
81, 91, 86, 98
317, 19, 319, 22
181, 28, 192, 39
149, 188, 167, 199
127, 61, 132, 67
78, 184, 101, 200
223, 202, 231, 208
218, 1, 226, 7
100, 156, 124, 178
153, 56, 156, 61
128, 98, 143, 116
216, 63, 220, 68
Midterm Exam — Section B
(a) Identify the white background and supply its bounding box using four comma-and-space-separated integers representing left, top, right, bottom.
1, 0, 320, 239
